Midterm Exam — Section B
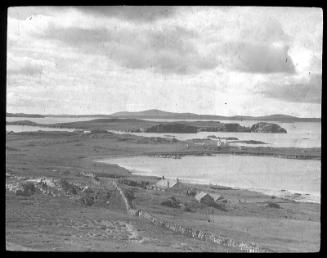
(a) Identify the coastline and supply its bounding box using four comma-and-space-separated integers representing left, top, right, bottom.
95, 157, 321, 204
6, 126, 321, 160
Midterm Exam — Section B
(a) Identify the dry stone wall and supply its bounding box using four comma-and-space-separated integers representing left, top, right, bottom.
113, 180, 272, 253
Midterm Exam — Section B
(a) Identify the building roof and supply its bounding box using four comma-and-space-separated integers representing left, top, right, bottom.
194, 191, 222, 202
155, 178, 178, 189
209, 193, 223, 201
194, 191, 211, 201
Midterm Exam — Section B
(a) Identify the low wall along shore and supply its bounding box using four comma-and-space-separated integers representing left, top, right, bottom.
113, 180, 272, 253
147, 149, 320, 160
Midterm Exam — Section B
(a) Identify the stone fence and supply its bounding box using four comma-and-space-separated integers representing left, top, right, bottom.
112, 180, 272, 253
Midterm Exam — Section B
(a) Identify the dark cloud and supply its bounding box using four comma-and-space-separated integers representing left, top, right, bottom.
224, 42, 295, 74
261, 73, 321, 103
148, 26, 198, 54
75, 6, 176, 23
127, 26, 218, 74
108, 26, 218, 74
40, 24, 110, 45
37, 24, 219, 75
217, 18, 294, 74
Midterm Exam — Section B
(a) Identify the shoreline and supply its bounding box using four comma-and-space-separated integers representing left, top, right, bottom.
6, 129, 321, 160
95, 157, 320, 205
145, 149, 321, 160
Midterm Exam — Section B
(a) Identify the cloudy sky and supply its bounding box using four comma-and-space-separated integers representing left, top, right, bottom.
7, 6, 322, 117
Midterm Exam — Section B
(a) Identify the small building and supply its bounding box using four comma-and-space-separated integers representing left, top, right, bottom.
209, 193, 224, 202
151, 178, 179, 191
194, 191, 223, 205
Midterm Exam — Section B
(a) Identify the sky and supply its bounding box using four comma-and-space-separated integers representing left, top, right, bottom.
7, 6, 323, 117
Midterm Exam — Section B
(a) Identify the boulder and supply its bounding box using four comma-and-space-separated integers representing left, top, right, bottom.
250, 122, 287, 133
80, 188, 111, 206
80, 193, 95, 206
161, 196, 180, 208
264, 202, 281, 209
15, 182, 36, 196
58, 179, 79, 195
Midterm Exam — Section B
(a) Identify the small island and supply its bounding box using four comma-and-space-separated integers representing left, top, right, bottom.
7, 118, 287, 134
143, 121, 286, 134
6, 113, 45, 118
250, 122, 287, 133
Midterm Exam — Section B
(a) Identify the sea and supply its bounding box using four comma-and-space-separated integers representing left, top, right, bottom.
97, 155, 321, 203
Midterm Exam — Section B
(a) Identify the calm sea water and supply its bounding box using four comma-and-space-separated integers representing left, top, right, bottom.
6, 116, 105, 124
6, 125, 75, 133
98, 155, 321, 203
6, 116, 321, 148
6, 116, 95, 133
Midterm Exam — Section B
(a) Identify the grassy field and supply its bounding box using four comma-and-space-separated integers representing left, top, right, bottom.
6, 130, 320, 252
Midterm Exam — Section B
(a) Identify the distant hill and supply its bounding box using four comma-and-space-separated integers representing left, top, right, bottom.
110, 109, 320, 122
6, 113, 45, 118
45, 114, 108, 117
111, 109, 200, 119
6, 110, 320, 122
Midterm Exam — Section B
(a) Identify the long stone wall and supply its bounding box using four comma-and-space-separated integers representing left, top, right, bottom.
113, 180, 132, 213
113, 180, 272, 253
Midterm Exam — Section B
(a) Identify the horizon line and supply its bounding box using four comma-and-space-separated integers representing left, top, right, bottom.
6, 110, 321, 119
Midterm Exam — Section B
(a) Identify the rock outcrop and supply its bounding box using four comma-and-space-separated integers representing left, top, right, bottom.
250, 122, 287, 133
146, 123, 198, 133
198, 123, 250, 132
221, 123, 251, 132
145, 122, 252, 133
15, 182, 36, 196
7, 120, 39, 126
264, 202, 281, 209
160, 196, 181, 208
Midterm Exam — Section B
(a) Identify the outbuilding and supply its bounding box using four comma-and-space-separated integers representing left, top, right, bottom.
195, 191, 223, 206
151, 178, 179, 191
